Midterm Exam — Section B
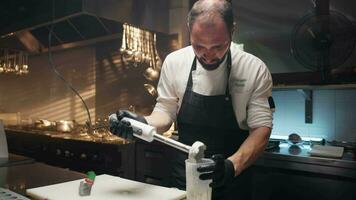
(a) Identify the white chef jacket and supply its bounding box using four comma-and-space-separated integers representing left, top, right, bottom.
153, 42, 273, 130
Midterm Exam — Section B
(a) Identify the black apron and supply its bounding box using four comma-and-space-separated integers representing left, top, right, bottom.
170, 51, 253, 200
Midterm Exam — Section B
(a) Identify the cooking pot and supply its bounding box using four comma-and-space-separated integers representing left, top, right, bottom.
56, 120, 75, 132
288, 133, 302, 145
143, 67, 159, 81
34, 119, 55, 130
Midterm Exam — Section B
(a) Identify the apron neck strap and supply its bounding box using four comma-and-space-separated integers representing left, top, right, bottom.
187, 50, 232, 97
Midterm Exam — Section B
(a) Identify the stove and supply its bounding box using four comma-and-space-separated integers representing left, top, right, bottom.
9, 121, 126, 144
5, 127, 135, 179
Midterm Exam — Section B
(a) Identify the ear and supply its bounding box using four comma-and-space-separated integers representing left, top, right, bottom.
187, 23, 192, 44
231, 22, 237, 37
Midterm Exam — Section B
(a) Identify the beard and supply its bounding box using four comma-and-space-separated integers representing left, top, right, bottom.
197, 52, 228, 71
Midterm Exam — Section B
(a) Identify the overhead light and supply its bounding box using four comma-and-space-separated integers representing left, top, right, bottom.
0, 48, 29, 75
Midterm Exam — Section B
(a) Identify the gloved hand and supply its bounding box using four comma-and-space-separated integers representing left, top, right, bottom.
197, 154, 235, 188
108, 110, 147, 140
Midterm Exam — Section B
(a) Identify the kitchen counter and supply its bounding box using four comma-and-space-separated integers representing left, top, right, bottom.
5, 127, 127, 144
5, 127, 356, 178
0, 162, 85, 196
4, 127, 356, 186
3, 128, 356, 199
0, 154, 34, 167
253, 143, 356, 200
4, 128, 136, 179
256, 142, 356, 179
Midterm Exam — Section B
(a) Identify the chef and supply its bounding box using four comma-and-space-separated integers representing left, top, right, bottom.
109, 0, 274, 199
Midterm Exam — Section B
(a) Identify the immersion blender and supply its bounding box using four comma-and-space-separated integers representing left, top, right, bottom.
115, 117, 212, 200
120, 117, 206, 160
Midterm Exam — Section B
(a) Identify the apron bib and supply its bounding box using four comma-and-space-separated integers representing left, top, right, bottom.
170, 51, 253, 200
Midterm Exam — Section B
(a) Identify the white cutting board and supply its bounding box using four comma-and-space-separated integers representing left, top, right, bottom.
26, 174, 186, 200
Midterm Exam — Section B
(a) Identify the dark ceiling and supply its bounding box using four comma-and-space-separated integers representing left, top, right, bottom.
0, 0, 123, 50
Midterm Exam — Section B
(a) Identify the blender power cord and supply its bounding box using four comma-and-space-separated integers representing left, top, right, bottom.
48, 0, 92, 133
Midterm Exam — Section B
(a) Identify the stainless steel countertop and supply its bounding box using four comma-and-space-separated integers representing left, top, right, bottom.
0, 154, 34, 167
6, 127, 356, 179
5, 127, 127, 144
1, 162, 85, 196
255, 142, 356, 179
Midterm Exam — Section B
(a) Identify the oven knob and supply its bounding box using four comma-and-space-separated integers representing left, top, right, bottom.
80, 153, 87, 159
56, 149, 61, 155
65, 150, 70, 157
20, 183, 26, 190
92, 154, 98, 161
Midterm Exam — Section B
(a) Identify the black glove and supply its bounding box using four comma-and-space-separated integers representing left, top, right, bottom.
108, 110, 147, 140
197, 154, 235, 188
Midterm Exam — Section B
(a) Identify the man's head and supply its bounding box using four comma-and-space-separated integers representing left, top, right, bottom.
187, 0, 234, 70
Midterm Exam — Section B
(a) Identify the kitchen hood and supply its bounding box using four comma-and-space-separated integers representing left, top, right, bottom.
0, 0, 169, 53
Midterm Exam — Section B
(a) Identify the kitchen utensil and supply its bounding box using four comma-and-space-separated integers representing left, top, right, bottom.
143, 83, 157, 97
288, 133, 303, 145
121, 117, 191, 152
185, 159, 213, 200
120, 24, 127, 54
153, 33, 162, 70
34, 119, 55, 130
119, 117, 206, 160
109, 117, 207, 197
288, 145, 302, 155
56, 120, 75, 132
143, 67, 159, 81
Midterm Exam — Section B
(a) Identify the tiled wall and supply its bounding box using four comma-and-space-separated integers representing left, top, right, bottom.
94, 40, 157, 119
0, 41, 158, 125
1, 39, 354, 142
272, 89, 356, 142
0, 47, 96, 124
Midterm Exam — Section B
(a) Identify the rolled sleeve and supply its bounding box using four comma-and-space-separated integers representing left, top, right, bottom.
153, 57, 179, 122
247, 63, 273, 129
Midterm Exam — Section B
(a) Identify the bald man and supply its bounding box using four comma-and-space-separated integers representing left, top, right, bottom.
110, 0, 274, 199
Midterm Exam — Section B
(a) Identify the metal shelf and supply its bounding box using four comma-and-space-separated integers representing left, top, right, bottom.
273, 83, 356, 90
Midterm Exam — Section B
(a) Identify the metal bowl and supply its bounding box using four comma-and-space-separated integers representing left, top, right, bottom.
287, 133, 303, 145
56, 120, 75, 132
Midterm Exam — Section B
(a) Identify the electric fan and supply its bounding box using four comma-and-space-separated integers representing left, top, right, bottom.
291, 4, 356, 81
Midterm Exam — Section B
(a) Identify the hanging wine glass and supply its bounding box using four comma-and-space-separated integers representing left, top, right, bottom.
153, 33, 162, 70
